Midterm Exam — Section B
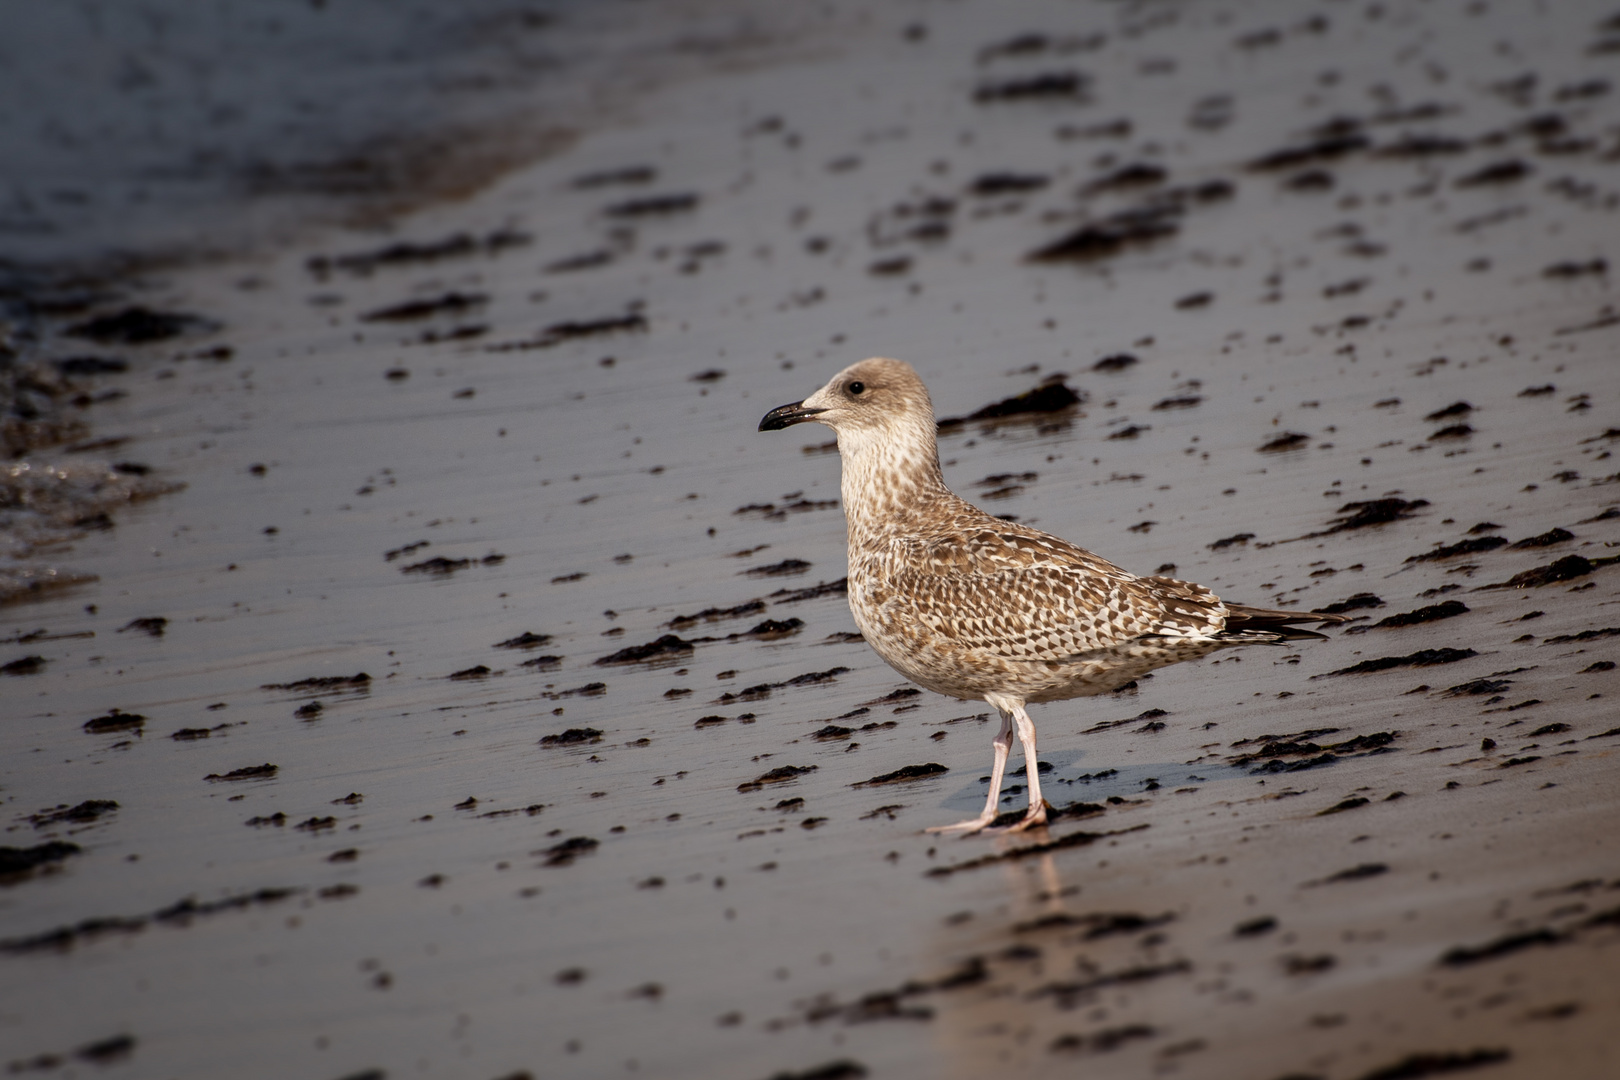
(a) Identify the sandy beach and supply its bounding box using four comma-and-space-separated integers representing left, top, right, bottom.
4, 2, 1619, 1078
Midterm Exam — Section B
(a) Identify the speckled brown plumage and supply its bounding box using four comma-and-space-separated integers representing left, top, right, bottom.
760, 358, 1344, 834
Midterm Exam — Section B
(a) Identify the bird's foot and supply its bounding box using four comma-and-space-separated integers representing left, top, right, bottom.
1006, 806, 1049, 833
925, 814, 997, 836
992, 800, 1049, 833
929, 800, 1051, 836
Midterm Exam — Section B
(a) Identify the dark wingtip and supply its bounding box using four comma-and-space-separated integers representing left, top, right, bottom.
1224, 604, 1351, 636
1265, 625, 1333, 642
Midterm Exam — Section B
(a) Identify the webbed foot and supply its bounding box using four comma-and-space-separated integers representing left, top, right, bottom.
924, 813, 997, 836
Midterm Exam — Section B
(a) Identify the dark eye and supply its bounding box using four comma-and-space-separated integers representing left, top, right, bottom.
848, 381, 865, 396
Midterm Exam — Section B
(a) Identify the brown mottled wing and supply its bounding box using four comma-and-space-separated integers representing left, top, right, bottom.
877, 529, 1226, 662
1141, 575, 1228, 623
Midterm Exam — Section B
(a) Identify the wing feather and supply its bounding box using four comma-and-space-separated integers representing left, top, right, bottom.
865, 526, 1226, 664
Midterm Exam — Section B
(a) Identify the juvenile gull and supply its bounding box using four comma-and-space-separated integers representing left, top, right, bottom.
760, 358, 1345, 835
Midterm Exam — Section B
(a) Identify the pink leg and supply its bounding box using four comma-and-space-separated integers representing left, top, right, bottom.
926, 709, 1014, 835
1007, 702, 1048, 831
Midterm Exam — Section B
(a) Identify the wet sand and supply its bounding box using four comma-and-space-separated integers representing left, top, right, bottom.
4, 2, 1620, 1078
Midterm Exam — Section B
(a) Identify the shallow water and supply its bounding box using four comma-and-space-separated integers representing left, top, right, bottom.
4, 1, 1620, 1078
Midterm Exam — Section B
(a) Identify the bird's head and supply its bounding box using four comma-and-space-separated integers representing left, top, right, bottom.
758, 357, 935, 456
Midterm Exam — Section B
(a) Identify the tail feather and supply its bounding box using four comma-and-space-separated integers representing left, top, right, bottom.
1222, 603, 1348, 642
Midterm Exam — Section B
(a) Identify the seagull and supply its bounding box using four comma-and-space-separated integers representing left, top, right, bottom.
759, 358, 1345, 835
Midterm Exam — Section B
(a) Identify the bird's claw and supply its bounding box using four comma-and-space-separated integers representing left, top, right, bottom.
1005, 811, 1049, 833
927, 801, 1050, 836
924, 816, 996, 836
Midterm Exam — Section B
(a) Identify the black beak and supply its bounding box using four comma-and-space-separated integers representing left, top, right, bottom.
758, 400, 827, 432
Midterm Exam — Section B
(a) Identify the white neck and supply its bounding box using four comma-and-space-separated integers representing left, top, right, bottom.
836, 417, 954, 549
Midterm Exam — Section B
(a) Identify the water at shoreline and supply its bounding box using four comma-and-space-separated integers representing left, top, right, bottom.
4, 2, 1620, 1077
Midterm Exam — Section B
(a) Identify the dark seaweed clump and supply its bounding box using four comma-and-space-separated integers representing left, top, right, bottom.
1259, 432, 1310, 452
937, 380, 1083, 430
1317, 649, 1476, 677
1480, 554, 1619, 590
1357, 1049, 1510, 1080
771, 578, 849, 603
595, 635, 694, 665
973, 71, 1088, 102
261, 673, 370, 691
307, 229, 528, 275
0, 841, 82, 878
855, 763, 949, 786
1025, 204, 1181, 264
1323, 498, 1429, 533
542, 837, 599, 866
1314, 592, 1384, 615
540, 728, 602, 746
738, 765, 818, 792
747, 559, 813, 578
667, 600, 765, 628
28, 800, 119, 827
1349, 601, 1469, 632
1405, 537, 1508, 562
203, 764, 278, 781
1230, 730, 1397, 772
1511, 528, 1574, 548
83, 710, 145, 734
0, 887, 301, 954
360, 292, 487, 323
495, 632, 552, 649
66, 307, 216, 344
1543, 627, 1620, 646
